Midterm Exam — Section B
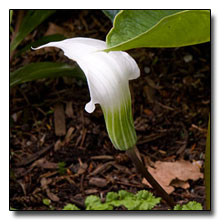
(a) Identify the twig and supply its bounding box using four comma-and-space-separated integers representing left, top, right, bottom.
126, 147, 175, 208
15, 144, 53, 167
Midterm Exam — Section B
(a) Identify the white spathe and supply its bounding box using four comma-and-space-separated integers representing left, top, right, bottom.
34, 38, 140, 113
34, 37, 140, 150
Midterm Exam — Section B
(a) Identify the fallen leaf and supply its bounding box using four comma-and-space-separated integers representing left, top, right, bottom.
142, 160, 203, 194
170, 179, 190, 189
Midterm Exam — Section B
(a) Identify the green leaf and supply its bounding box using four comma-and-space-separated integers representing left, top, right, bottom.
174, 201, 203, 210
106, 10, 210, 51
105, 192, 118, 202
102, 10, 120, 23
205, 115, 210, 210
15, 34, 66, 58
10, 10, 56, 53
10, 62, 86, 87
10, 207, 18, 211
10, 10, 13, 25
63, 203, 80, 210
85, 195, 114, 210
42, 198, 51, 206
85, 190, 160, 210
58, 161, 66, 175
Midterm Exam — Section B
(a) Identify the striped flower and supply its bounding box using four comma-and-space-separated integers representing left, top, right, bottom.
34, 37, 140, 151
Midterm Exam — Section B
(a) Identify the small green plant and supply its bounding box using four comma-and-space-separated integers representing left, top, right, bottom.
42, 198, 54, 210
63, 203, 80, 210
62, 190, 203, 211
174, 201, 203, 210
58, 162, 66, 175
10, 207, 18, 210
86, 190, 161, 210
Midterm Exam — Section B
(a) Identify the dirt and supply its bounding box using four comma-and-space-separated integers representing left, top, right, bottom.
10, 10, 211, 210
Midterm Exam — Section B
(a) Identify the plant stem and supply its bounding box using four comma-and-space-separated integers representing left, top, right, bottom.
126, 147, 175, 208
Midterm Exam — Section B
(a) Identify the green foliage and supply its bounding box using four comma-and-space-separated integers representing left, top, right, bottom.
10, 62, 85, 87
174, 201, 203, 210
63, 203, 80, 210
10, 10, 56, 53
62, 190, 203, 211
10, 10, 14, 32
85, 190, 161, 210
10, 10, 13, 25
42, 198, 55, 210
42, 198, 51, 206
10, 207, 18, 210
58, 162, 66, 175
205, 116, 211, 210
102, 10, 121, 23
105, 10, 210, 51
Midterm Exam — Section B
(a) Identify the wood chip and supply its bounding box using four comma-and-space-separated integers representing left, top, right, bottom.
64, 126, 75, 144
40, 177, 60, 202
89, 161, 115, 176
54, 103, 66, 136
65, 101, 74, 118
31, 158, 58, 169
89, 177, 108, 188
46, 190, 60, 202
90, 155, 114, 160
54, 139, 63, 151
85, 189, 99, 194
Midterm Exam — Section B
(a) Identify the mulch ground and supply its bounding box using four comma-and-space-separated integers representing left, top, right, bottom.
10, 10, 211, 210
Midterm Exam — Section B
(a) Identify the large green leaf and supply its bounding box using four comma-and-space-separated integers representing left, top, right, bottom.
10, 62, 85, 87
10, 10, 56, 53
102, 10, 121, 23
105, 10, 210, 51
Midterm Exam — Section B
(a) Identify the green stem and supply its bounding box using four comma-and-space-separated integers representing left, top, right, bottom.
126, 147, 175, 208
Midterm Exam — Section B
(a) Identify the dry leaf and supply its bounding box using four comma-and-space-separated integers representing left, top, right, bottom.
142, 160, 203, 194
171, 179, 190, 189
45, 22, 67, 36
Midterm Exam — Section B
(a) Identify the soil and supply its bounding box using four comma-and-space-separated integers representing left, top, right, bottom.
10, 10, 211, 210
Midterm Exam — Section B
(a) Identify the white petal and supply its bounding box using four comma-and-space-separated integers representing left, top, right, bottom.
32, 37, 106, 61
33, 37, 140, 113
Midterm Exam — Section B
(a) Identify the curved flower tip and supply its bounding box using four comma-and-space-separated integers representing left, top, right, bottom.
34, 37, 140, 151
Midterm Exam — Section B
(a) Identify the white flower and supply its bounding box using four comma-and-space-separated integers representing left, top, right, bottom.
34, 37, 140, 150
